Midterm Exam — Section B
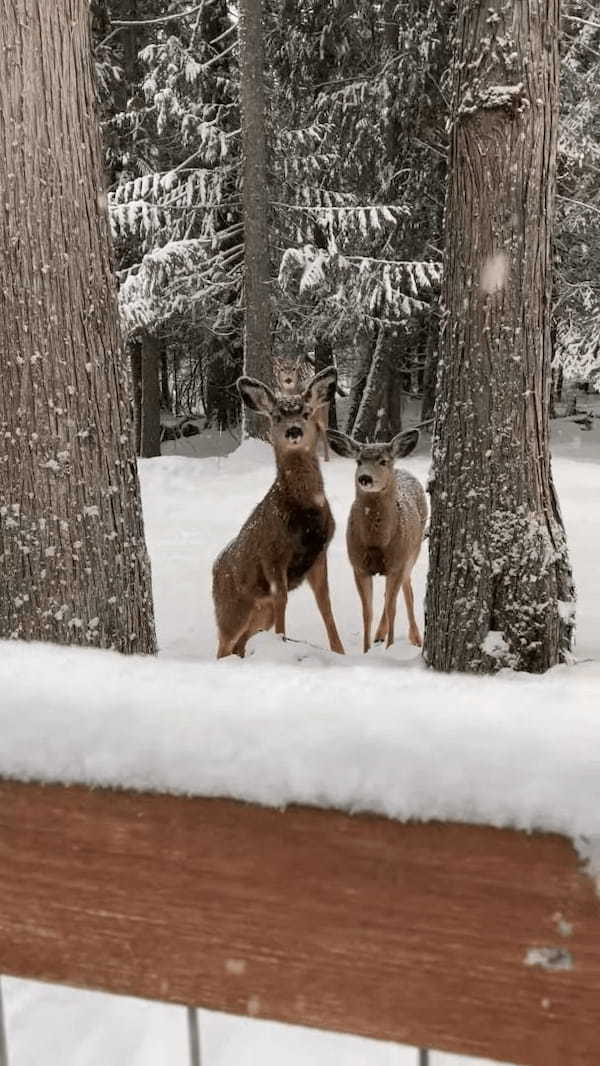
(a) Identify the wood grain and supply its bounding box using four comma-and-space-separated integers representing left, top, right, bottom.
1, 778, 600, 1065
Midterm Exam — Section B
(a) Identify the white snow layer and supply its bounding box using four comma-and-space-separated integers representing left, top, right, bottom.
1, 428, 600, 851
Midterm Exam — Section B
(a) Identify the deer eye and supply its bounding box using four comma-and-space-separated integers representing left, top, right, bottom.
357, 459, 363, 466
379, 459, 387, 466
302, 412, 310, 420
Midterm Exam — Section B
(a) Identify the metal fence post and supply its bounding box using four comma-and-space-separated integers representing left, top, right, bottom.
418, 1050, 429, 1066
187, 1006, 201, 1066
0, 978, 9, 1066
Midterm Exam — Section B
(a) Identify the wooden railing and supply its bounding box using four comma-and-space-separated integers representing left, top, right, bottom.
1, 777, 600, 1065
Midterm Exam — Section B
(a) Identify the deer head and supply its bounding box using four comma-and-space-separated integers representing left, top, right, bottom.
327, 429, 419, 493
238, 366, 337, 457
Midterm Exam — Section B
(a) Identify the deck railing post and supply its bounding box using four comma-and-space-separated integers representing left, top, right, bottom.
187, 1006, 201, 1066
0, 978, 9, 1066
418, 1050, 429, 1066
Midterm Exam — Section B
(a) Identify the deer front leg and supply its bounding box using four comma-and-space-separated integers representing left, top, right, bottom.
306, 552, 344, 653
263, 566, 288, 639
353, 568, 373, 653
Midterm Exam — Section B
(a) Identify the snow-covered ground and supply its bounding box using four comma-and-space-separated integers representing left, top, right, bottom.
2, 416, 599, 1065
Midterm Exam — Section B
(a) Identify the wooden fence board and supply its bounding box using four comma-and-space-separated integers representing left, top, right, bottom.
1, 778, 599, 1065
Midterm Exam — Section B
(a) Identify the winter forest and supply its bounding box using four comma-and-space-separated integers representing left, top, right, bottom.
1, 0, 600, 1064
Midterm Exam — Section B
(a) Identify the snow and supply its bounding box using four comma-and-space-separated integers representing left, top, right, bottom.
2, 416, 599, 1066
1, 428, 600, 847
1, 978, 503, 1066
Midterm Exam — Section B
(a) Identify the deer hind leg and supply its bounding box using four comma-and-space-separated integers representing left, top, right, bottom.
307, 552, 344, 653
218, 600, 274, 658
217, 623, 248, 659
402, 576, 422, 646
354, 568, 373, 653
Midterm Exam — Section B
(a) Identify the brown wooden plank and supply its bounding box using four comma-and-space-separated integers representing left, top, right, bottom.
1, 778, 600, 1065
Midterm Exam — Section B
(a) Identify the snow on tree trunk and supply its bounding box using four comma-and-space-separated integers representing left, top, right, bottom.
239, 0, 272, 438
0, 0, 157, 654
140, 333, 161, 458
424, 0, 575, 674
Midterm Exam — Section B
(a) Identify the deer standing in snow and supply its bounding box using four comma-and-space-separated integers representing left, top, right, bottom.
274, 355, 330, 460
327, 428, 427, 653
212, 366, 344, 658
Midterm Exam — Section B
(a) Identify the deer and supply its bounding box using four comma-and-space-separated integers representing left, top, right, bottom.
212, 366, 345, 659
274, 354, 330, 460
326, 428, 427, 653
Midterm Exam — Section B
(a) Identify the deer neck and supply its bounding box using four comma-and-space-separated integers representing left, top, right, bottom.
275, 448, 325, 510
356, 481, 396, 543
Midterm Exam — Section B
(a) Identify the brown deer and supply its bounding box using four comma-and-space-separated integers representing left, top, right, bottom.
274, 354, 330, 460
327, 428, 427, 653
212, 366, 344, 658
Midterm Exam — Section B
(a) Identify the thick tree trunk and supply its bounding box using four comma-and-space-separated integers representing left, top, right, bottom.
239, 0, 272, 438
0, 0, 156, 654
424, 0, 574, 673
140, 333, 161, 458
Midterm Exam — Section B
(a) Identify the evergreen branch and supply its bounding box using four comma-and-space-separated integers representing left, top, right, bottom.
111, 4, 207, 28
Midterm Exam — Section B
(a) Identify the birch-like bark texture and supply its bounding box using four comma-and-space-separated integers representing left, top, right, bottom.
0, 0, 156, 654
424, 0, 575, 673
238, 0, 272, 438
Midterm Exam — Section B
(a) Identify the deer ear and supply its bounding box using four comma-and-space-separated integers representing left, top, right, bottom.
237, 377, 277, 416
390, 429, 419, 459
326, 429, 360, 459
304, 365, 337, 409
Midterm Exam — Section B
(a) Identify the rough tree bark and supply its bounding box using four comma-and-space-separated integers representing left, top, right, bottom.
0, 0, 156, 654
424, 0, 575, 673
239, 0, 272, 438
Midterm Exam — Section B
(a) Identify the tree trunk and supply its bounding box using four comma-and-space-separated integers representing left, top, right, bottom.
423, 0, 574, 674
314, 337, 337, 430
130, 341, 142, 454
352, 329, 388, 442
160, 350, 172, 412
0, 0, 156, 654
140, 333, 162, 458
239, 0, 272, 438
346, 331, 374, 435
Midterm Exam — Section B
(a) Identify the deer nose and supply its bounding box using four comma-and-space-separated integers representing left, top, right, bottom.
358, 474, 373, 487
285, 425, 303, 441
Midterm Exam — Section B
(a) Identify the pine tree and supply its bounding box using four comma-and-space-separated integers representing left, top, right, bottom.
239, 0, 273, 438
95, 0, 244, 436
0, 0, 156, 653
554, 0, 600, 387
424, 0, 575, 674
